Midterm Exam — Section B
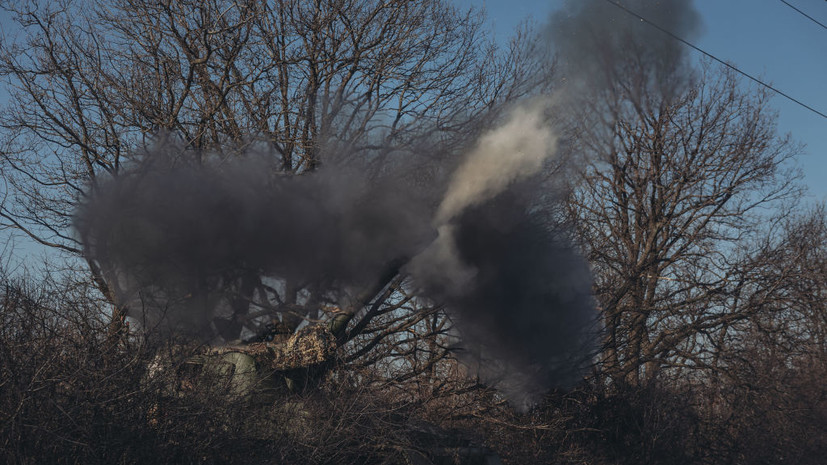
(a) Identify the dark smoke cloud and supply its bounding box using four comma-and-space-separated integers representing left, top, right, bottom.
76, 146, 437, 336
548, 0, 702, 98
409, 187, 596, 408
76, 103, 597, 407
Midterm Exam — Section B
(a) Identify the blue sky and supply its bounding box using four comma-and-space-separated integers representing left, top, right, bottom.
461, 0, 827, 202
1, 0, 823, 201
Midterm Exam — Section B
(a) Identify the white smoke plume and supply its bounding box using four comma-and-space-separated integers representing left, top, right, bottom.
410, 101, 558, 298
434, 101, 557, 225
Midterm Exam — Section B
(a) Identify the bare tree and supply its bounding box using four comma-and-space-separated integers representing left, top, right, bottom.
564, 61, 803, 386
0, 0, 548, 344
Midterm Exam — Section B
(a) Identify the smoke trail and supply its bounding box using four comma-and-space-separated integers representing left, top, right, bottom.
404, 0, 705, 404
411, 102, 559, 296
434, 102, 556, 224
548, 0, 702, 98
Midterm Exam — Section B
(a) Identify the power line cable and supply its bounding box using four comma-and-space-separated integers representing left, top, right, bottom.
603, 0, 827, 120
778, 0, 827, 31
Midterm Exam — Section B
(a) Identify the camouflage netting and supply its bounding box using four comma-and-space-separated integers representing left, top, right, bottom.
208, 325, 338, 371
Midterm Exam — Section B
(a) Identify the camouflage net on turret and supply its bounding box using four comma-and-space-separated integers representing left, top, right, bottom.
208, 324, 337, 371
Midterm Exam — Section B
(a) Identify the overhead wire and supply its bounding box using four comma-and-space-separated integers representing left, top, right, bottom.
602, 0, 827, 120
777, 0, 827, 31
